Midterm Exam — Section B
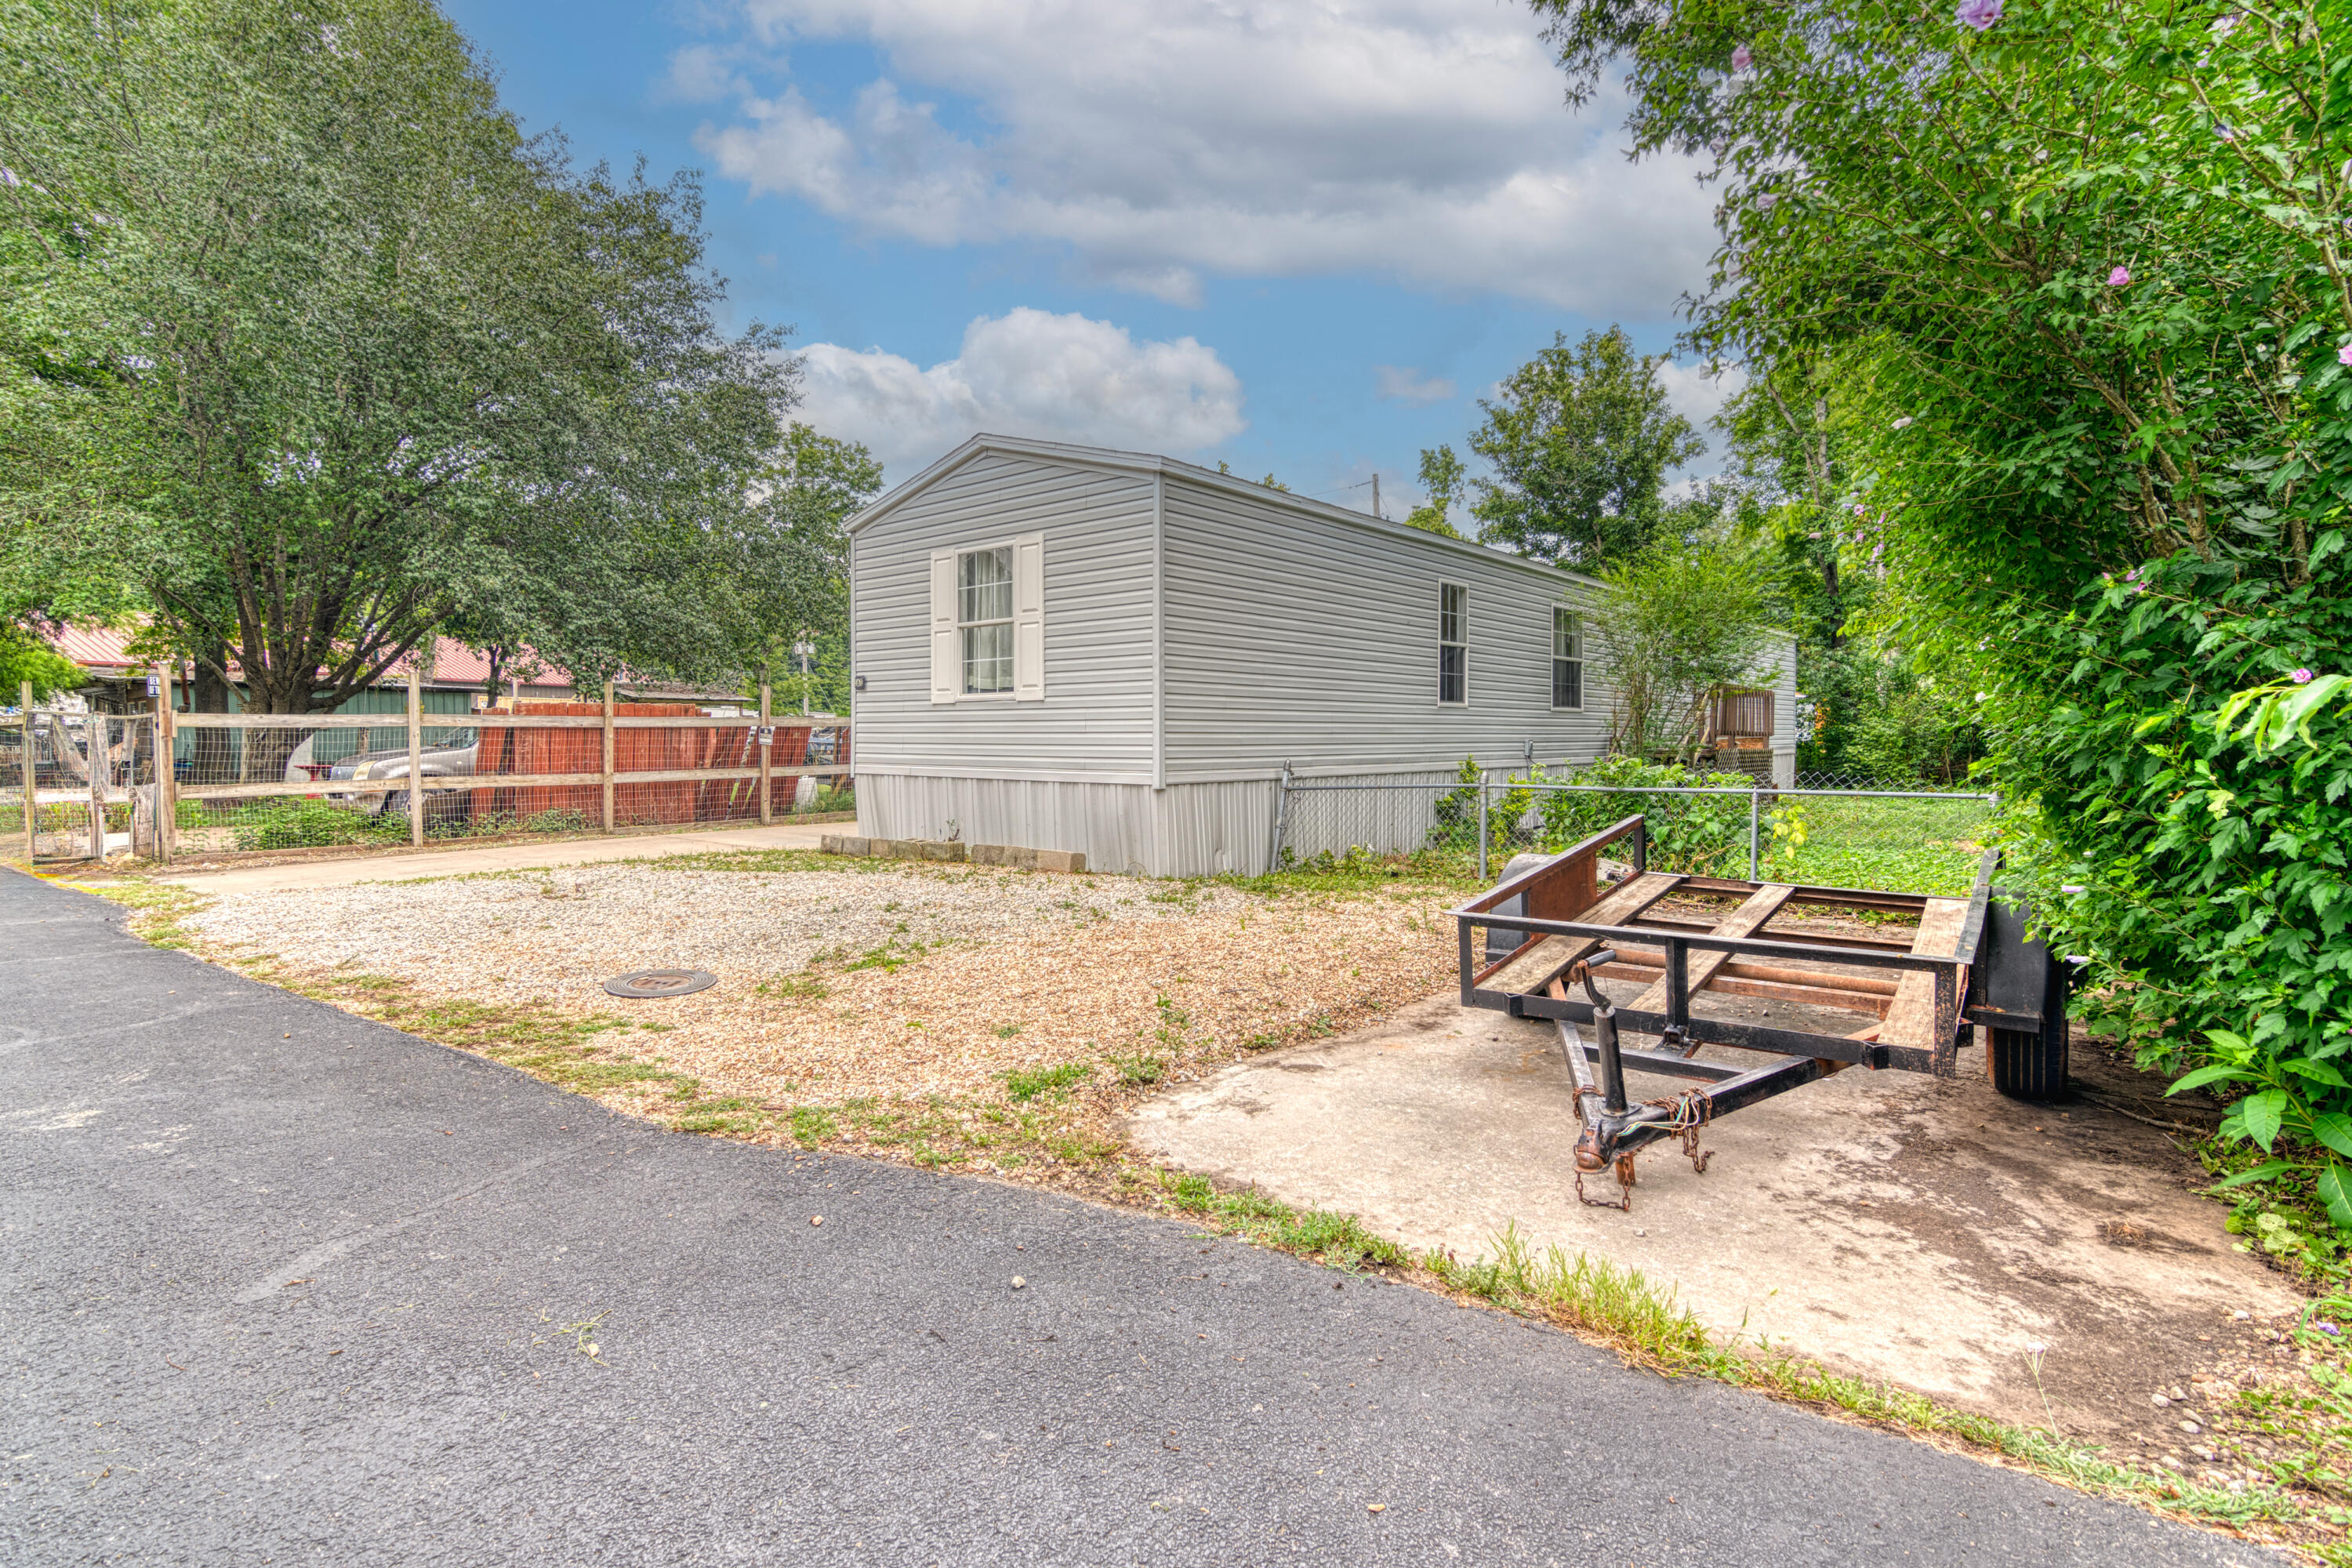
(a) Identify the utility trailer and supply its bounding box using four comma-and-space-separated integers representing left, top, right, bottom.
1449, 814, 2070, 1210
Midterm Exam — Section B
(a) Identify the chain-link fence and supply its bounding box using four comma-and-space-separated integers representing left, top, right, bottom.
1795, 768, 1976, 793
1272, 769, 1997, 897
9, 699, 853, 864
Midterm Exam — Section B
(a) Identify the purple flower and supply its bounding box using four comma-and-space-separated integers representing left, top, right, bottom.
2107, 266, 2131, 287
2215, 122, 2237, 142
1731, 43, 1753, 72
2322, 1322, 2343, 1337
2339, 343, 2352, 367
1956, 0, 2003, 30
2292, 668, 2314, 684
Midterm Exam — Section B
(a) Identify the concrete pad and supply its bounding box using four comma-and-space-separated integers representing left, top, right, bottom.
151, 821, 833, 895
1129, 989, 2299, 1436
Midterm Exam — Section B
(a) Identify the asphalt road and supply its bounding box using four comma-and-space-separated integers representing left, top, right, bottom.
1, 868, 2278, 1565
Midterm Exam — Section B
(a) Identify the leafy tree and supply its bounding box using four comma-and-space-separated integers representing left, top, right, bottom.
0, 0, 796, 772
732, 423, 883, 692
1467, 326, 1705, 568
0, 624, 82, 702
1403, 445, 1467, 538
1590, 535, 1779, 762
1537, 1, 2352, 1225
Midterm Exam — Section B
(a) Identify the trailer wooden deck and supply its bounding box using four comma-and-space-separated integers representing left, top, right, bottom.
1454, 815, 1987, 1076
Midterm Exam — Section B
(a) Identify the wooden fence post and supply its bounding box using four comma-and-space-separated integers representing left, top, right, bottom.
18, 680, 32, 864
407, 666, 423, 848
88, 710, 106, 860
601, 679, 615, 832
758, 680, 773, 826
153, 660, 175, 864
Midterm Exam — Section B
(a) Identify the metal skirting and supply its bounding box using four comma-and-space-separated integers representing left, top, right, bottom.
858, 770, 1462, 877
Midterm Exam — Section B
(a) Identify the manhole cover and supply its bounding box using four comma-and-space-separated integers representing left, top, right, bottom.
603, 969, 718, 1000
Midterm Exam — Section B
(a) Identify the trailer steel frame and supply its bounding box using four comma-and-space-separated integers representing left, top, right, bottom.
1447, 814, 2066, 1210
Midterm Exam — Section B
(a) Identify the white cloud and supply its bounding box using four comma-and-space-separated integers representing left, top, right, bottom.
1373, 365, 1457, 405
797, 307, 1246, 477
1653, 358, 1748, 435
686, 0, 1717, 312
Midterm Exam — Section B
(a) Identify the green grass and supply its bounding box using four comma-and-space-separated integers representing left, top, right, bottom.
76, 878, 211, 949
1004, 1062, 1094, 1102
1780, 795, 1994, 896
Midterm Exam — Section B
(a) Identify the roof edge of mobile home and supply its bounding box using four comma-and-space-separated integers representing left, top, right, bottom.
850, 432, 1617, 590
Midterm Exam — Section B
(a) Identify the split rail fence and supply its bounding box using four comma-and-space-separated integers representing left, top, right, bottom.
8, 670, 851, 865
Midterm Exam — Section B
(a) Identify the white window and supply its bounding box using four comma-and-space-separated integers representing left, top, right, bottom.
1438, 582, 1467, 704
931, 533, 1044, 703
1552, 607, 1584, 710
958, 546, 1014, 694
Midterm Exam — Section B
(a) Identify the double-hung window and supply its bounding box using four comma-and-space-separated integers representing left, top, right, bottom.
931, 532, 1044, 704
1552, 607, 1584, 710
956, 546, 1015, 695
1438, 583, 1468, 704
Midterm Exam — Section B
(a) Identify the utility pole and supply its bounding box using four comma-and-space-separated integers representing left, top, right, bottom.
1371, 473, 1381, 519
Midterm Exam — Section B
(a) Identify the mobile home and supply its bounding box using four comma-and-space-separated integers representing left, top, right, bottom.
847, 436, 1796, 876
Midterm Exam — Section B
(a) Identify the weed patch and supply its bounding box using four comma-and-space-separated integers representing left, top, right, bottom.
1004, 1062, 1093, 1103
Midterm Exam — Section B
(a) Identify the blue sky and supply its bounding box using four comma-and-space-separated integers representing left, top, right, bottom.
441, 0, 1733, 512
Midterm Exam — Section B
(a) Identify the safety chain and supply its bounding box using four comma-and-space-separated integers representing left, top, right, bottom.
1642, 1087, 1715, 1174
1574, 1152, 1639, 1211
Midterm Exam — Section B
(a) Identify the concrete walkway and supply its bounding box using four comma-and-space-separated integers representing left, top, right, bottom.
0, 867, 2279, 1565
150, 819, 835, 894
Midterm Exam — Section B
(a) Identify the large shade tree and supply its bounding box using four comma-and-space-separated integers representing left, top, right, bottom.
0, 0, 797, 768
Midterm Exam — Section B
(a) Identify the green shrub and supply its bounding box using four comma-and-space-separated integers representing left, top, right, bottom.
2005, 564, 2352, 1230
1529, 753, 1762, 876
228, 800, 404, 852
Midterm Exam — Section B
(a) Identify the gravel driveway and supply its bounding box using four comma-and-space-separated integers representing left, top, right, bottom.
186, 859, 1456, 1107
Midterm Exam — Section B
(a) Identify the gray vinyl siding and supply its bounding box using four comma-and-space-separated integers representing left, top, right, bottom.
1160, 475, 1612, 780
850, 451, 1156, 780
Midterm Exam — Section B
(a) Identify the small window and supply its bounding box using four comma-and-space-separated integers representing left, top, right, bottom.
1438, 583, 1467, 704
958, 546, 1014, 694
1552, 607, 1584, 710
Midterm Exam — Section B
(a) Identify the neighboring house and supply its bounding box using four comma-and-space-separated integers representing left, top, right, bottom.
848, 435, 1798, 877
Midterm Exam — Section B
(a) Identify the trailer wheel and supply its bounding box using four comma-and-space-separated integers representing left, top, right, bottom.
1987, 959, 2069, 1102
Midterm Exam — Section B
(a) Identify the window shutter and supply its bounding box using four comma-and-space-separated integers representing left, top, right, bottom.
929, 550, 958, 704
1012, 532, 1045, 701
